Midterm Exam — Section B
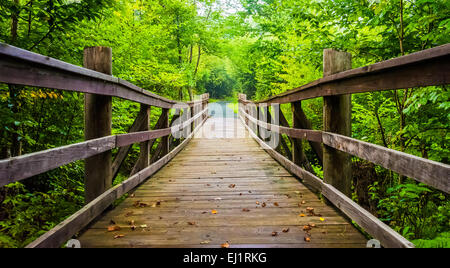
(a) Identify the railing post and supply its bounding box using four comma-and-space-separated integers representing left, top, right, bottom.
323, 49, 352, 197
161, 108, 170, 156
291, 101, 304, 166
83, 46, 112, 203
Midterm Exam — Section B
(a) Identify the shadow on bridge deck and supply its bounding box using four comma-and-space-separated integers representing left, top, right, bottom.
78, 116, 367, 248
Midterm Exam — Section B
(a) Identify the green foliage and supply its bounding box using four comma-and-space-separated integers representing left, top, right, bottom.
0, 0, 448, 248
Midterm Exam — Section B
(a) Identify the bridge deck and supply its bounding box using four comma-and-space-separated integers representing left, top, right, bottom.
78, 116, 367, 248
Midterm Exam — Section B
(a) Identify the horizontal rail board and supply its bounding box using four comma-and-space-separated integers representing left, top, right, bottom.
0, 109, 208, 186
0, 136, 116, 186
26, 116, 209, 248
257, 44, 450, 104
322, 132, 450, 193
238, 113, 414, 248
0, 43, 206, 108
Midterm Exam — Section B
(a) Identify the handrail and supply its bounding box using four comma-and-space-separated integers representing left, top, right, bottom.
237, 44, 450, 248
0, 43, 207, 108
238, 109, 414, 248
0, 107, 208, 187
257, 43, 450, 104
26, 115, 209, 248
240, 109, 450, 193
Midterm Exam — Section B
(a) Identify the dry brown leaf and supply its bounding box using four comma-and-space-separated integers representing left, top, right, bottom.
114, 234, 125, 239
125, 211, 134, 217
271, 231, 278, 236
242, 208, 250, 212
303, 225, 312, 231
228, 184, 236, 188
262, 202, 266, 207
188, 221, 196, 225
304, 237, 311, 242
274, 202, 279, 207
221, 242, 230, 248
256, 201, 260, 205
107, 225, 121, 232
282, 228, 290, 233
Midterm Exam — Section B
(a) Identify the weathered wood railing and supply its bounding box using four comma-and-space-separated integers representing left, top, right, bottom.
0, 43, 209, 247
238, 44, 450, 248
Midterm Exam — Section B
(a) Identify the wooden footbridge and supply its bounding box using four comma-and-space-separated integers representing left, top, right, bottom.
0, 43, 449, 248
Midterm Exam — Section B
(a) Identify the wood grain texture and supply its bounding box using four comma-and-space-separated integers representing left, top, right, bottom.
238, 111, 414, 248
322, 132, 450, 193
25, 116, 209, 248
257, 44, 450, 104
0, 42, 201, 109
0, 136, 116, 187
77, 117, 367, 248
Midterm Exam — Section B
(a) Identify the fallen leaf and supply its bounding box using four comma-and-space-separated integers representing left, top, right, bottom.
107, 225, 121, 232
271, 231, 278, 236
310, 223, 316, 228
262, 202, 266, 207
228, 184, 236, 188
304, 237, 311, 242
211, 210, 218, 214
301, 200, 306, 204
140, 224, 148, 228
242, 208, 250, 212
188, 221, 196, 225
303, 225, 312, 231
125, 211, 134, 217
299, 213, 306, 217
206, 184, 211, 186
319, 217, 325, 222
221, 242, 230, 248
248, 190, 252, 193
114, 234, 125, 239
282, 228, 290, 233
256, 201, 260, 205
274, 202, 279, 207
200, 240, 210, 245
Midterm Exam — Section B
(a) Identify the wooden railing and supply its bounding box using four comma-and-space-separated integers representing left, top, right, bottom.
0, 43, 209, 247
238, 44, 450, 248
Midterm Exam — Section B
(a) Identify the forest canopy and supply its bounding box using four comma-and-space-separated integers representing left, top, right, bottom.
0, 0, 449, 248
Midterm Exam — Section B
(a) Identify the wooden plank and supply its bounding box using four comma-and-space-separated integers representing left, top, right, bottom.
239, 114, 414, 248
322, 132, 450, 193
257, 44, 450, 105
26, 116, 209, 248
0, 136, 115, 187
0, 42, 179, 109
321, 183, 414, 248
83, 46, 113, 203
322, 49, 352, 197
